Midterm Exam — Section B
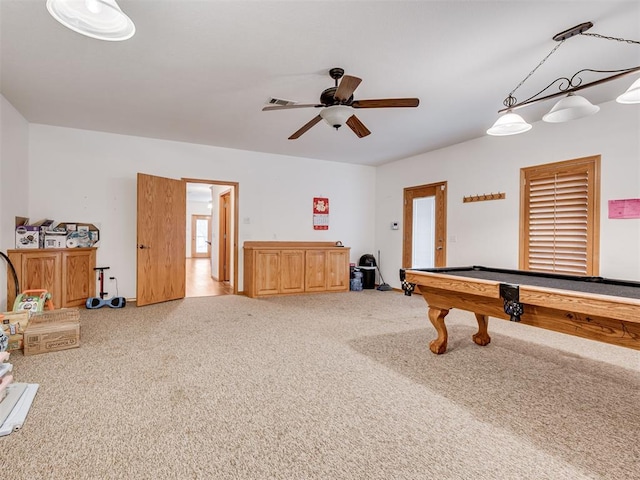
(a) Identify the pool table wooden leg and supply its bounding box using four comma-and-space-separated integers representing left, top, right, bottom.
472, 313, 491, 346
428, 307, 450, 354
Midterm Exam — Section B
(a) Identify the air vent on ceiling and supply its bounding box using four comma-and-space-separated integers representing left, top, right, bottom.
266, 97, 297, 106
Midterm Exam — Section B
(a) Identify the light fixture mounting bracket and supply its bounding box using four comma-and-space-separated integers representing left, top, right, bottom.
329, 67, 345, 85
553, 22, 593, 42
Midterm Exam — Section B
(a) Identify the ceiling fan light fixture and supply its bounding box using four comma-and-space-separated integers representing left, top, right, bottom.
320, 105, 354, 130
542, 93, 600, 123
616, 77, 640, 104
46, 0, 135, 41
486, 111, 532, 136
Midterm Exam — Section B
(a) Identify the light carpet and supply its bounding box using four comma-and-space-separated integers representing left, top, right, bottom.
1, 291, 639, 479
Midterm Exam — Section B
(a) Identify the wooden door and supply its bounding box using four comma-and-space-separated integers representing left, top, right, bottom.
305, 250, 327, 292
19, 251, 61, 308
191, 215, 211, 258
326, 249, 349, 291
61, 249, 96, 306
403, 182, 447, 268
280, 250, 305, 294
255, 250, 280, 295
136, 173, 186, 306
218, 191, 231, 282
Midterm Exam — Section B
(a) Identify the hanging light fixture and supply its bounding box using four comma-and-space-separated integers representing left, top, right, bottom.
486, 111, 532, 136
46, 0, 135, 41
320, 105, 354, 130
487, 21, 640, 136
542, 93, 600, 123
616, 77, 640, 104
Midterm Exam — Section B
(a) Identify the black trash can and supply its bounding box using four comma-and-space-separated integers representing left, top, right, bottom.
359, 266, 376, 289
358, 254, 377, 268
358, 254, 377, 289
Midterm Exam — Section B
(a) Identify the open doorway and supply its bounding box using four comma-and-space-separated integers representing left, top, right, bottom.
185, 178, 239, 297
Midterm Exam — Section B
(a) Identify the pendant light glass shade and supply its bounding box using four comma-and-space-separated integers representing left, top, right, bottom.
486, 111, 532, 136
542, 93, 599, 123
320, 106, 353, 129
46, 0, 135, 41
616, 77, 640, 104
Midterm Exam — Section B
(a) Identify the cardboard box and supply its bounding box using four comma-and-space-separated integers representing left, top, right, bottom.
14, 217, 56, 249
31, 219, 55, 248
24, 323, 79, 356
23, 309, 80, 356
44, 231, 68, 249
15, 225, 40, 249
1, 311, 30, 335
29, 308, 79, 323
56, 222, 100, 248
7, 334, 23, 352
1, 311, 30, 352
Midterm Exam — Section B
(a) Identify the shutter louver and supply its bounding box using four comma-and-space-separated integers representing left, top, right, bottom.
527, 171, 589, 275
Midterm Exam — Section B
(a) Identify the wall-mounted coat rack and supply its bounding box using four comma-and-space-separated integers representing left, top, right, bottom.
463, 192, 506, 203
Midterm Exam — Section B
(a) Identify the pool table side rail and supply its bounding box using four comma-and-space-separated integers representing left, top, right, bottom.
404, 270, 501, 298
520, 285, 640, 324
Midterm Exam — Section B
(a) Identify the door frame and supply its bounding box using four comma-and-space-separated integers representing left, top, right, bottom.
183, 177, 239, 294
402, 181, 448, 268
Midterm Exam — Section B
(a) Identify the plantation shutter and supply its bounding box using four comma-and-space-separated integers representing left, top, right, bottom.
520, 156, 600, 276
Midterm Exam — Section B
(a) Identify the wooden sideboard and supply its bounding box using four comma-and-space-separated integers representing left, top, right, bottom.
6, 248, 97, 308
243, 241, 350, 298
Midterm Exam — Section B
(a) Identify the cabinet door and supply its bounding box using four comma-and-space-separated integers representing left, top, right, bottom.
20, 252, 61, 307
280, 250, 305, 294
327, 250, 349, 291
305, 250, 327, 292
62, 249, 96, 307
255, 250, 280, 296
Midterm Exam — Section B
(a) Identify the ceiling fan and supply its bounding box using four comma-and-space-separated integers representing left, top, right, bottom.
263, 67, 420, 140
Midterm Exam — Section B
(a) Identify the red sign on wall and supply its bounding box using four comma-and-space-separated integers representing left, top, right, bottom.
313, 197, 329, 230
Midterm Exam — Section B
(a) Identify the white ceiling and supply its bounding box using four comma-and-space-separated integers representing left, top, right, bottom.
1, 1, 639, 166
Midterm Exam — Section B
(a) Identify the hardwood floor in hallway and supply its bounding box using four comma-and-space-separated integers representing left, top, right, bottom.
186, 258, 232, 297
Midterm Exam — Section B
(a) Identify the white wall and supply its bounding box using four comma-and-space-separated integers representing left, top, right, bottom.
26, 124, 376, 298
5, 94, 638, 306
375, 100, 640, 288
0, 96, 30, 311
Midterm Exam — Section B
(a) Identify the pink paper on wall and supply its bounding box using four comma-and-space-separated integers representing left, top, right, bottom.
608, 199, 640, 219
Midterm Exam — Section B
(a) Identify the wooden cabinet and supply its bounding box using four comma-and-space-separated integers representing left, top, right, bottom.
244, 242, 350, 298
280, 250, 305, 294
7, 248, 97, 308
305, 250, 328, 292
326, 249, 350, 291
254, 250, 281, 296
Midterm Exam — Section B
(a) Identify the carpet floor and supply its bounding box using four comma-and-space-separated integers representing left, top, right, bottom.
1, 291, 639, 479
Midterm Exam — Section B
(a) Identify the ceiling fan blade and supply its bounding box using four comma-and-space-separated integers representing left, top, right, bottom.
288, 115, 322, 140
346, 115, 371, 138
262, 104, 322, 111
334, 75, 362, 102
352, 98, 420, 108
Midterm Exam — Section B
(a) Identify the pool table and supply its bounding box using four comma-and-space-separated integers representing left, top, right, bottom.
400, 266, 640, 354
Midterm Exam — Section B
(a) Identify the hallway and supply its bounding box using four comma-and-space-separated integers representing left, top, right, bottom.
185, 258, 232, 297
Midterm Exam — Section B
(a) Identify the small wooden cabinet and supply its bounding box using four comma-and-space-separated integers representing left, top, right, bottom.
7, 248, 97, 308
244, 242, 350, 298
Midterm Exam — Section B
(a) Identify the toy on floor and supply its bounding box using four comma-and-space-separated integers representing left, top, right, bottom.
86, 267, 126, 309
13, 290, 55, 313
